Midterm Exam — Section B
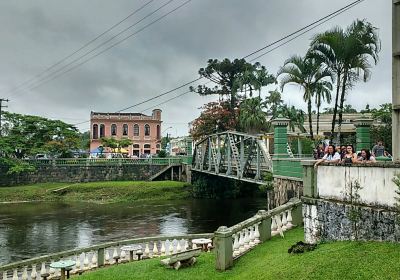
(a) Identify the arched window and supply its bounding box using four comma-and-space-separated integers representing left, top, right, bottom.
133, 144, 140, 149
133, 124, 139, 136
92, 124, 98, 139
123, 124, 128, 136
156, 125, 161, 140
111, 124, 117, 136
144, 144, 151, 149
144, 124, 150, 136
156, 144, 161, 149
99, 124, 105, 138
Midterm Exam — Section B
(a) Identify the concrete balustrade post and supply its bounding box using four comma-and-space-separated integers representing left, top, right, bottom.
257, 210, 271, 242
97, 248, 105, 267
354, 117, 373, 151
214, 226, 233, 271
301, 160, 317, 198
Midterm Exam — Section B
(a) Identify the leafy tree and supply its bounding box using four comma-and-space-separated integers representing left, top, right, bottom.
370, 103, 392, 153
311, 19, 380, 141
100, 137, 118, 152
190, 101, 237, 140
278, 54, 332, 139
0, 112, 80, 158
278, 104, 306, 133
239, 97, 267, 134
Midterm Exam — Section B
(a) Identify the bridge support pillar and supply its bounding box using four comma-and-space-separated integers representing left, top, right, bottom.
271, 115, 290, 158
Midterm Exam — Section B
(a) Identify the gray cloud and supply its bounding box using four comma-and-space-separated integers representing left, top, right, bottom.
0, 0, 392, 136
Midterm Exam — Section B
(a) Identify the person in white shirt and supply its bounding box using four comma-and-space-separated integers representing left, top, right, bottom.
314, 145, 341, 168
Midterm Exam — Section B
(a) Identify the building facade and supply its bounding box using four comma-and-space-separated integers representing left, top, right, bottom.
90, 109, 162, 156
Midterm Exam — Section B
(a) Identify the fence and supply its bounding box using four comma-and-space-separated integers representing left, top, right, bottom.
0, 233, 212, 280
214, 198, 302, 271
23, 157, 189, 167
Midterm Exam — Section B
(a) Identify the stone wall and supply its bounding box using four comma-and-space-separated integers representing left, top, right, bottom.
0, 164, 166, 186
303, 198, 400, 243
268, 176, 303, 209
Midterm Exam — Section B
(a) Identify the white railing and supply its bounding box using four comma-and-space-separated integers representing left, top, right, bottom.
0, 233, 212, 280
214, 198, 302, 271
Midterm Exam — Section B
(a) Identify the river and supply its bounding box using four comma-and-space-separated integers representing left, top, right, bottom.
0, 198, 266, 265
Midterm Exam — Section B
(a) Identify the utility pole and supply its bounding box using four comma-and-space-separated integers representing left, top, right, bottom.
393, 0, 400, 161
0, 98, 10, 137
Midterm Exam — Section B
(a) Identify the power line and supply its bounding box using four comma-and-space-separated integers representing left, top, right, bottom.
5, 0, 155, 98
11, 0, 185, 99
73, 0, 364, 128
106, 0, 366, 117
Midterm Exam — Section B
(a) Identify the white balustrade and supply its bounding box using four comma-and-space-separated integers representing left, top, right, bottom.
105, 249, 111, 265
286, 210, 293, 229
238, 231, 245, 254
144, 243, 150, 257
184, 240, 189, 251
120, 249, 127, 261
31, 264, 38, 280
49, 260, 56, 277
91, 251, 97, 268
12, 269, 18, 280
254, 223, 260, 245
271, 217, 278, 236
83, 254, 90, 270
112, 248, 118, 264
3, 271, 8, 280
176, 240, 182, 253
232, 233, 240, 257
21, 267, 28, 280
168, 240, 174, 255
244, 228, 250, 250
74, 254, 81, 272
281, 212, 288, 231
249, 226, 255, 248
153, 241, 159, 256
40, 262, 47, 277
160, 241, 166, 256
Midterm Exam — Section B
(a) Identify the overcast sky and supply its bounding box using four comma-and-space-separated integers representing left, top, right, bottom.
0, 0, 392, 137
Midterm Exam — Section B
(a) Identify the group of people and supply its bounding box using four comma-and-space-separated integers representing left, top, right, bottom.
314, 140, 390, 167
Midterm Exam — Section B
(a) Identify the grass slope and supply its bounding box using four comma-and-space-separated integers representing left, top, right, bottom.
0, 181, 191, 203
79, 227, 400, 280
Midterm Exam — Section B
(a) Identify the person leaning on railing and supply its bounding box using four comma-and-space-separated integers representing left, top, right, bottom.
357, 149, 377, 163
314, 144, 341, 168
341, 145, 358, 164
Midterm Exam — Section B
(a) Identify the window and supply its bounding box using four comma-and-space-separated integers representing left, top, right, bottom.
156, 125, 161, 140
99, 124, 105, 138
92, 124, 98, 139
156, 144, 160, 149
123, 124, 128, 136
144, 124, 150, 136
144, 144, 151, 149
111, 124, 117, 136
133, 144, 140, 149
133, 124, 139, 136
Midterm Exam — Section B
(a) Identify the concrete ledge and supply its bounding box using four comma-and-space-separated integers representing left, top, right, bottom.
320, 162, 400, 168
273, 175, 303, 182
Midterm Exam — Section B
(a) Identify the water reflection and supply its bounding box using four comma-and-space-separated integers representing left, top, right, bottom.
0, 198, 266, 265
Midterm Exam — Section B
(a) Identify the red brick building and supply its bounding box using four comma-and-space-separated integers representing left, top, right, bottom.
90, 109, 162, 156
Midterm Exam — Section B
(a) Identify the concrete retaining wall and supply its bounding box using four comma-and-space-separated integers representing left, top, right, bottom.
0, 165, 166, 186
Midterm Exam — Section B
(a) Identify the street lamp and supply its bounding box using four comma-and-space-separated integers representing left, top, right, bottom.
162, 126, 173, 135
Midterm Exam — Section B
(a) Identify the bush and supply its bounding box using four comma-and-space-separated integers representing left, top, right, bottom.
157, 150, 167, 158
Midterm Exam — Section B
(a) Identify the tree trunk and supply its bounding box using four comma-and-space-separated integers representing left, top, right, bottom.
307, 98, 314, 140
316, 98, 321, 136
337, 69, 348, 144
330, 74, 341, 142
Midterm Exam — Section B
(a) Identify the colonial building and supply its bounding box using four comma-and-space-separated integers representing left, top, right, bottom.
90, 109, 162, 156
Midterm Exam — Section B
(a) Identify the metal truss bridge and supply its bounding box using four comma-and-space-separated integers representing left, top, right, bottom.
191, 131, 276, 184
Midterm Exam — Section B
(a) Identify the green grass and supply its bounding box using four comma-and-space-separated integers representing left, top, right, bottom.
0, 181, 191, 203
79, 227, 400, 280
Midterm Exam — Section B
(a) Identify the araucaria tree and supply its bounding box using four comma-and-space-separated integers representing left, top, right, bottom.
278, 53, 332, 140
311, 19, 381, 141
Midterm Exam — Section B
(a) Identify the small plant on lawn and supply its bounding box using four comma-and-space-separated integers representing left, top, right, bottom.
342, 179, 363, 241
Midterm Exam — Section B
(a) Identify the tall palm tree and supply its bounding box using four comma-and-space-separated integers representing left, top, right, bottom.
239, 97, 266, 134
314, 81, 332, 135
251, 66, 276, 98
311, 19, 380, 142
278, 54, 332, 140
265, 89, 283, 117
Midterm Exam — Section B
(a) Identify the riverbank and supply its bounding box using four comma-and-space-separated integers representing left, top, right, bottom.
79, 227, 400, 280
0, 181, 191, 203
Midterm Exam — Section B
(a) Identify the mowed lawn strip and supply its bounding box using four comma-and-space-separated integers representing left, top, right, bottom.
0, 181, 191, 203
79, 227, 400, 280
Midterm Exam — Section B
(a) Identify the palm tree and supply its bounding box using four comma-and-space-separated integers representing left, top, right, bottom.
265, 89, 283, 117
279, 104, 306, 132
239, 97, 267, 134
314, 81, 332, 135
278, 54, 332, 140
251, 65, 276, 98
311, 19, 380, 142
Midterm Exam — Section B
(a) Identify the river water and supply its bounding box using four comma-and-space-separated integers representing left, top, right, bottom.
0, 198, 266, 265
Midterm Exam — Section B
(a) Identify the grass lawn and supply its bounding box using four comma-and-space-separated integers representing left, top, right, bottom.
79, 227, 400, 280
0, 181, 191, 203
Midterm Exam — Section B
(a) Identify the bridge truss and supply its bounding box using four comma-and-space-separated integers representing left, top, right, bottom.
192, 131, 273, 184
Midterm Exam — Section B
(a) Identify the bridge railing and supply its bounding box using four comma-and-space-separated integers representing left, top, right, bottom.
0, 233, 213, 279
214, 198, 302, 271
22, 157, 187, 167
